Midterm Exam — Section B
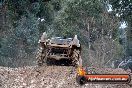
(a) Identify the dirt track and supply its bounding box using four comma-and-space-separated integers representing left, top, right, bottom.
0, 66, 131, 88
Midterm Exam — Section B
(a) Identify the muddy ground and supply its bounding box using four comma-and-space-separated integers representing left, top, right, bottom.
0, 65, 132, 88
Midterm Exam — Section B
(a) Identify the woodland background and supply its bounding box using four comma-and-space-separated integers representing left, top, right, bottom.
0, 0, 131, 67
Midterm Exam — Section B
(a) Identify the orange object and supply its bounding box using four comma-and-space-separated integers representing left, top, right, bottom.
76, 67, 131, 85
77, 67, 86, 76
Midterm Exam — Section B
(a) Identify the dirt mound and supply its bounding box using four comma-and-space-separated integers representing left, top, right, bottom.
0, 66, 131, 88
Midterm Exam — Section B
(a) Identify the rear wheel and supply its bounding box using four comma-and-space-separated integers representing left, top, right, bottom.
72, 49, 82, 67
36, 47, 47, 66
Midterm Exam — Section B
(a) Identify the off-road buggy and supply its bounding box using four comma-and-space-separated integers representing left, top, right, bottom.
36, 32, 82, 67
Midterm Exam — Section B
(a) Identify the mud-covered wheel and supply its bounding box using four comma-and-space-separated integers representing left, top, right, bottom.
36, 47, 47, 66
37, 59, 43, 66
72, 49, 81, 67
36, 48, 43, 66
76, 76, 87, 85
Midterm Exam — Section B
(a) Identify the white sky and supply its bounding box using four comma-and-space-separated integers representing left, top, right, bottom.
108, 4, 112, 12
107, 4, 127, 29
120, 22, 127, 29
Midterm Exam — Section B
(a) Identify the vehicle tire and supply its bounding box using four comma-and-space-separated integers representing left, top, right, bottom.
72, 49, 81, 67
36, 47, 47, 66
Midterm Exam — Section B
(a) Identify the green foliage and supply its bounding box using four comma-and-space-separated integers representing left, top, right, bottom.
108, 0, 132, 56
0, 0, 126, 67
109, 0, 131, 20
53, 0, 120, 44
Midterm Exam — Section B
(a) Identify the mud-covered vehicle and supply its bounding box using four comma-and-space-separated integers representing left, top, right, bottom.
36, 32, 82, 67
